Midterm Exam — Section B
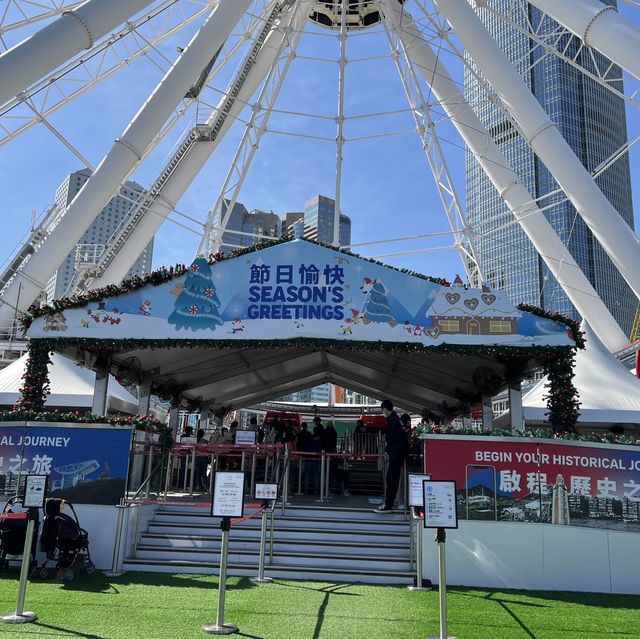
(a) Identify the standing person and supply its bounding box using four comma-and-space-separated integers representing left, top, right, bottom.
374, 399, 409, 513
194, 428, 209, 491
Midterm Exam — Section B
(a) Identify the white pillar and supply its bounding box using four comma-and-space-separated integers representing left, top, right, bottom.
91, 364, 109, 415
0, 0, 251, 329
0, 0, 155, 107
435, 0, 640, 309
481, 393, 493, 431
528, 0, 640, 80
137, 374, 152, 416
508, 383, 524, 432
168, 404, 180, 439
379, 0, 628, 353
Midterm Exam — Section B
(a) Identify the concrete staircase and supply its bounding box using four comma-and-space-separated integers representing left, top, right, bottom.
123, 504, 414, 584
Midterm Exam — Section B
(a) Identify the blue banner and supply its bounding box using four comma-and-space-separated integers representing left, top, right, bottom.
0, 422, 132, 505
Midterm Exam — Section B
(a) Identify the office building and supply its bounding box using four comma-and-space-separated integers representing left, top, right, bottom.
217, 200, 281, 254
464, 0, 635, 335
278, 384, 331, 404
303, 195, 351, 247
45, 169, 153, 300
281, 212, 304, 238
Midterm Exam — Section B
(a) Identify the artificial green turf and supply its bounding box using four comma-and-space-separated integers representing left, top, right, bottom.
0, 570, 638, 638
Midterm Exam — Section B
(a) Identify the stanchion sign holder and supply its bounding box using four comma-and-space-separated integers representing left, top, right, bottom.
1, 474, 48, 625
407, 473, 431, 591
250, 482, 278, 584
422, 479, 458, 639
203, 471, 245, 635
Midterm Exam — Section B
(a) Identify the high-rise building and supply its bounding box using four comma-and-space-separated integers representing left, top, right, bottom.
278, 384, 331, 404
217, 200, 281, 254
464, 1, 635, 336
303, 195, 351, 246
45, 169, 153, 300
281, 212, 304, 238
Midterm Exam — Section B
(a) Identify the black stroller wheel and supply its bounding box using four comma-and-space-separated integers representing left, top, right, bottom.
82, 561, 95, 575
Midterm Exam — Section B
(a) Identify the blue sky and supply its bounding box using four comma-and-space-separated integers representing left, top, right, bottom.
1, 0, 639, 286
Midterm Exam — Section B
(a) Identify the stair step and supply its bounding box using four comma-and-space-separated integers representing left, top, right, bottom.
121, 558, 414, 585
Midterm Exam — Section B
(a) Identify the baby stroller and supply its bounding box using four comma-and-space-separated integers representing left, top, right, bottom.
38, 498, 94, 581
0, 497, 39, 574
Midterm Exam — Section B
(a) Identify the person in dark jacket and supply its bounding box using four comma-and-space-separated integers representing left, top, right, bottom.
374, 399, 409, 513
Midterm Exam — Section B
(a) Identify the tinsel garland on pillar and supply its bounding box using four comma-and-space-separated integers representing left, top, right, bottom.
543, 350, 580, 433
15, 340, 52, 412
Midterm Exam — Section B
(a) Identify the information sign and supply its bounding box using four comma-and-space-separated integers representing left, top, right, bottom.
408, 473, 431, 508
422, 480, 458, 529
212, 472, 245, 518
179, 436, 197, 444
235, 431, 257, 446
23, 475, 47, 509
254, 483, 278, 501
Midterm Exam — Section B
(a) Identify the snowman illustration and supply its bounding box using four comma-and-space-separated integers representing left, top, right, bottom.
139, 299, 152, 316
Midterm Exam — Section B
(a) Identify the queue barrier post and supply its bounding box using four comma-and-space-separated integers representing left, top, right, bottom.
1, 510, 37, 624
250, 504, 273, 584
408, 508, 431, 592
203, 517, 237, 635
104, 501, 128, 577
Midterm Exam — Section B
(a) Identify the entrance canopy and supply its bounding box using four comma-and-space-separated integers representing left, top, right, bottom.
25, 239, 576, 416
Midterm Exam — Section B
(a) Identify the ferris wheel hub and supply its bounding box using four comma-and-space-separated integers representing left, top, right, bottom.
309, 0, 406, 30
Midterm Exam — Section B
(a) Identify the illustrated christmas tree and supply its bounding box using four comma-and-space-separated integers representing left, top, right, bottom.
362, 280, 394, 323
168, 256, 224, 331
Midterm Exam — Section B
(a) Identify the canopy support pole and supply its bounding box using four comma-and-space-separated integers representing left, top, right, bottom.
91, 361, 109, 415
508, 383, 524, 432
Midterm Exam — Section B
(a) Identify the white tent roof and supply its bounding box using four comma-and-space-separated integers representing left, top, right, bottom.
499, 323, 640, 425
0, 352, 138, 414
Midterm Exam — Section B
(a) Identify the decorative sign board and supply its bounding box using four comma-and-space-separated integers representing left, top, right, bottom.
27, 240, 574, 350
254, 483, 278, 501
23, 475, 47, 509
422, 480, 458, 529
212, 472, 245, 518
235, 430, 257, 446
408, 473, 431, 508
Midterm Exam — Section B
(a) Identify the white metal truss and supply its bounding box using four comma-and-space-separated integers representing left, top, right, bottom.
0, 0, 159, 107
379, 0, 629, 351
436, 0, 640, 308
332, 0, 348, 247
0, 0, 251, 331
381, 3, 483, 282
203, 0, 315, 256
478, 0, 640, 116
87, 0, 300, 289
414, 1, 640, 237
0, 0, 214, 147
0, 0, 82, 37
76, 1, 286, 291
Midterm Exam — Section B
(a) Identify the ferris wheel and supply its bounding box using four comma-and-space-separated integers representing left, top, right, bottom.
1, 0, 639, 354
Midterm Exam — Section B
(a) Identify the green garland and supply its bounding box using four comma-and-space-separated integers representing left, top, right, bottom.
417, 424, 638, 446
15, 341, 51, 412
516, 303, 585, 348
30, 335, 574, 359
543, 350, 581, 433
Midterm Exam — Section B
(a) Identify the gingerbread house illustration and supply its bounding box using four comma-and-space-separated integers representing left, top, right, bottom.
427, 284, 521, 335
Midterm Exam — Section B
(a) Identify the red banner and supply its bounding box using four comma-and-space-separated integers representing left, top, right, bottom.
423, 435, 640, 531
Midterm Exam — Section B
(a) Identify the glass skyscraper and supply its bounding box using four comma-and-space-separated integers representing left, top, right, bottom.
464, 0, 635, 336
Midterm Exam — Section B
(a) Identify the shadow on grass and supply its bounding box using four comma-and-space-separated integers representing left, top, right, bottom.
452, 586, 640, 610
33, 621, 106, 639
